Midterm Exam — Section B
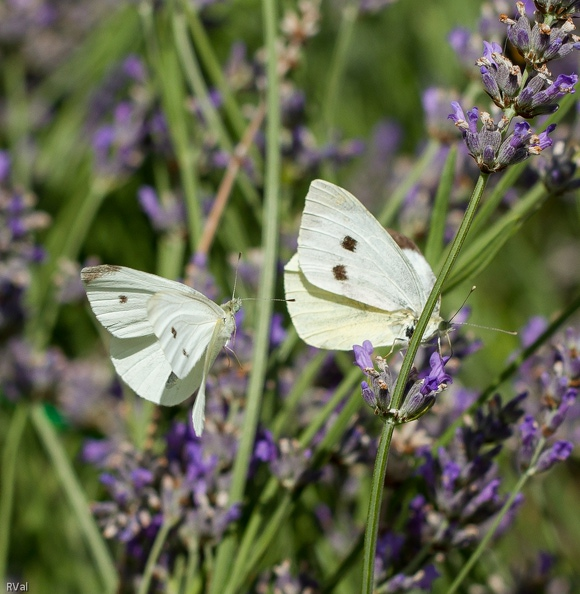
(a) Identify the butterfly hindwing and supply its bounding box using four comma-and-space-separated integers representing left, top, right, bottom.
146, 290, 224, 379
284, 254, 413, 349
110, 335, 205, 406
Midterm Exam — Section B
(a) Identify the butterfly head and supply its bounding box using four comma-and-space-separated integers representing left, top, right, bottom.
223, 297, 243, 316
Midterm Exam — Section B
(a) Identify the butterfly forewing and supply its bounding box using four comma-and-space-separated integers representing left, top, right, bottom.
147, 291, 224, 379
81, 265, 201, 339
298, 180, 428, 314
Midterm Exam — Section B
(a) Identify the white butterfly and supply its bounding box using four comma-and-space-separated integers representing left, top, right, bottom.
81, 265, 241, 436
284, 179, 443, 350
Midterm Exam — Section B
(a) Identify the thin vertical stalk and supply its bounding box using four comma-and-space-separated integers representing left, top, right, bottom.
447, 438, 545, 593
0, 405, 28, 583
31, 405, 117, 592
209, 1, 281, 592
361, 173, 489, 593
361, 421, 395, 593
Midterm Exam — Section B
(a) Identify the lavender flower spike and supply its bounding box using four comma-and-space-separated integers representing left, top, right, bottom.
354, 343, 451, 423
516, 73, 578, 118
450, 104, 557, 173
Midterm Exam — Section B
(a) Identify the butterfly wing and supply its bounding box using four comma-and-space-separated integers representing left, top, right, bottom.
82, 265, 236, 430
284, 254, 414, 350
297, 180, 430, 314
146, 291, 224, 379
191, 301, 239, 435
110, 334, 205, 406
81, 265, 203, 339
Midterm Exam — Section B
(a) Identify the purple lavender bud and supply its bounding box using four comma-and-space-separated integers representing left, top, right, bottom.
543, 389, 577, 435
269, 313, 287, 348
0, 151, 11, 183
122, 55, 146, 82
361, 381, 377, 409
421, 352, 452, 395
482, 40, 502, 63
506, 12, 532, 54
138, 185, 162, 223
130, 468, 154, 489
253, 429, 278, 464
82, 439, 115, 465
448, 28, 471, 54
535, 440, 574, 472
521, 316, 548, 347
519, 414, 540, 468
414, 564, 440, 589
353, 340, 374, 371
440, 454, 461, 491
537, 124, 557, 151
461, 478, 501, 520
534, 0, 580, 18
398, 383, 436, 422
447, 102, 468, 130
520, 414, 540, 444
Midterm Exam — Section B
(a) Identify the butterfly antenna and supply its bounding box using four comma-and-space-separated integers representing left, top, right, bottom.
459, 322, 518, 335
449, 285, 517, 336
448, 285, 477, 324
232, 252, 241, 300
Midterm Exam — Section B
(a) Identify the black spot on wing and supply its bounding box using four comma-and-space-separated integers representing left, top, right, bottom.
341, 235, 357, 252
333, 264, 348, 281
171, 327, 177, 338
405, 325, 415, 339
119, 295, 128, 304
166, 372, 178, 388
182, 348, 189, 358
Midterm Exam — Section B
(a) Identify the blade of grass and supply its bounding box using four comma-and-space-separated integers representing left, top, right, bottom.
31, 405, 117, 592
0, 405, 29, 584
209, 1, 281, 591
424, 145, 456, 264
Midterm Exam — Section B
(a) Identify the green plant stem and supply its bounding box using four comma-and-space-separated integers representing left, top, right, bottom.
138, 516, 179, 594
29, 179, 109, 349
393, 172, 489, 410
361, 173, 489, 593
361, 421, 394, 594
271, 351, 328, 438
447, 439, 545, 593
181, 1, 249, 140
0, 405, 29, 583
31, 405, 117, 592
220, 371, 363, 591
379, 139, 441, 227
323, 2, 358, 146
209, 2, 281, 592
171, 8, 262, 219
140, 1, 202, 250
425, 145, 456, 263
